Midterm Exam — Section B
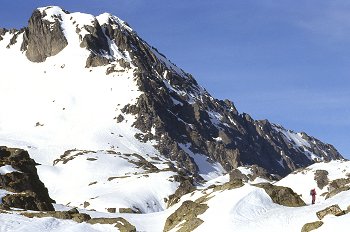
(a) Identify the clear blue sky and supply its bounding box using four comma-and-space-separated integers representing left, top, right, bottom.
1, 1, 349, 159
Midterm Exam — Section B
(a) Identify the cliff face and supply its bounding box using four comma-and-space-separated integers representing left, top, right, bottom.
3, 6, 344, 178
21, 9, 68, 62
0, 147, 54, 211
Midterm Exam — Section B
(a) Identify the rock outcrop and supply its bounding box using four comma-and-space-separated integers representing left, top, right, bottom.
314, 170, 329, 189
0, 147, 54, 211
22, 9, 68, 62
301, 221, 324, 232
164, 200, 208, 232
229, 165, 281, 183
255, 183, 306, 207
316, 204, 345, 220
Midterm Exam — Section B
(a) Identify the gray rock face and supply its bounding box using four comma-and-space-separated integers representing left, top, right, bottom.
0, 146, 54, 211
85, 53, 110, 68
80, 19, 109, 54
22, 9, 68, 62
96, 12, 343, 178
0, 28, 8, 42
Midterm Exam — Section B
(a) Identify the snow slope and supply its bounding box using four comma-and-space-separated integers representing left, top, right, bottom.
1, 162, 350, 231
0, 213, 117, 232
277, 160, 350, 204
39, 150, 179, 213
0, 6, 185, 215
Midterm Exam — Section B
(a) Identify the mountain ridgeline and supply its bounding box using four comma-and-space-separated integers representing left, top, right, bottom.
2, 6, 343, 178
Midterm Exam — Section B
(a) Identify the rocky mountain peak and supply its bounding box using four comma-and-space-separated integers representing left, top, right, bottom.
0, 6, 344, 179
21, 7, 68, 62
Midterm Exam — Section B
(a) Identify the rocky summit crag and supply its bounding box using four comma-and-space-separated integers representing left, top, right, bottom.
2, 6, 343, 179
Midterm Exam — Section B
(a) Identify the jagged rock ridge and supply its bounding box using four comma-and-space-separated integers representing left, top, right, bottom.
4, 6, 344, 178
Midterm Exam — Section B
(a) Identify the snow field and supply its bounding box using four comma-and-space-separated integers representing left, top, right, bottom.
277, 160, 350, 204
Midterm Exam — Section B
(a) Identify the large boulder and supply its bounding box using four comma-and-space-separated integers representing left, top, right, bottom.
301, 221, 324, 232
255, 183, 306, 207
316, 204, 345, 220
164, 200, 208, 232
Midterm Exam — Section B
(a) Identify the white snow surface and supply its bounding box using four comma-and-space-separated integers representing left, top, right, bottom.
179, 143, 226, 181
0, 165, 21, 175
0, 213, 117, 232
39, 150, 179, 213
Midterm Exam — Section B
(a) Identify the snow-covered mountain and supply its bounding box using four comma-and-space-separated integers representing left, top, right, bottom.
0, 6, 342, 177
0, 6, 348, 232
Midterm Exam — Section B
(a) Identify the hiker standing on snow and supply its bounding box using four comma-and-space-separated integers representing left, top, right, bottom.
310, 188, 316, 204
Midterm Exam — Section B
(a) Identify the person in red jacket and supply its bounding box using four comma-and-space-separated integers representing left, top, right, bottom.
310, 188, 316, 204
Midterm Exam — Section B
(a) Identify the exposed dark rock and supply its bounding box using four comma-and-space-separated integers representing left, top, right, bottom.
85, 53, 110, 68
316, 204, 345, 220
212, 179, 244, 192
71, 213, 91, 223
326, 186, 350, 199
21, 210, 91, 223
167, 176, 195, 207
118, 208, 140, 214
114, 217, 137, 232
88, 217, 136, 232
83, 201, 90, 208
164, 200, 208, 232
116, 114, 124, 123
53, 149, 95, 165
124, 153, 159, 173
23, 9, 68, 62
231, 165, 281, 183
314, 170, 329, 189
80, 19, 109, 54
0, 28, 7, 41
67, 207, 79, 214
6, 29, 26, 48
121, 54, 343, 178
301, 221, 324, 232
328, 178, 350, 192
107, 207, 116, 213
229, 169, 249, 182
324, 177, 350, 199
2, 193, 53, 211
106, 60, 131, 75
255, 183, 306, 207
0, 146, 54, 211
0, 204, 10, 211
